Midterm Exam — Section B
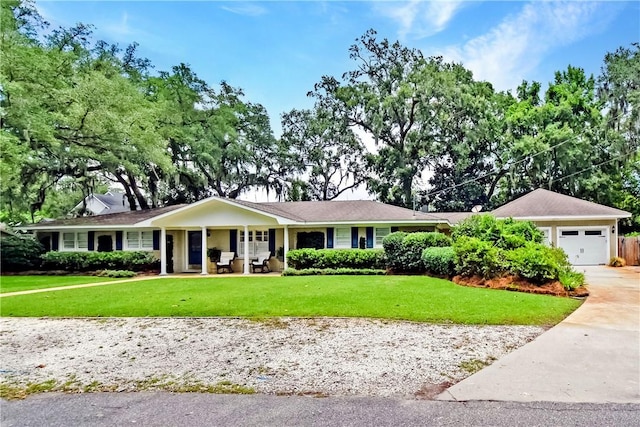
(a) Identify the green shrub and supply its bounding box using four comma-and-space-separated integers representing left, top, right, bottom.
95, 269, 137, 278
422, 247, 455, 276
382, 232, 407, 271
558, 269, 585, 290
286, 249, 385, 270
282, 268, 386, 276
453, 214, 543, 250
504, 243, 566, 284
383, 231, 452, 273
0, 236, 45, 271
41, 251, 158, 272
453, 236, 505, 278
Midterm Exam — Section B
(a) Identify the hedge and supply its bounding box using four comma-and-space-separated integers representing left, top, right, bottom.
282, 268, 386, 276
383, 231, 452, 273
421, 246, 455, 276
286, 248, 385, 270
41, 251, 158, 272
0, 235, 45, 271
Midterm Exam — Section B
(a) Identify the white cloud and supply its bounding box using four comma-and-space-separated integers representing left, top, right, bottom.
375, 0, 465, 40
220, 2, 267, 17
439, 1, 617, 91
103, 12, 135, 39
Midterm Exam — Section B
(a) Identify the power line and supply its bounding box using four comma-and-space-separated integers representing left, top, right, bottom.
423, 110, 632, 199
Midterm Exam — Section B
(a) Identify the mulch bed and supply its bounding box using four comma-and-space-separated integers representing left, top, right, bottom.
452, 275, 589, 298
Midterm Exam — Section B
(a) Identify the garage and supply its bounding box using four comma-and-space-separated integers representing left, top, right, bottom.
557, 228, 609, 265
491, 189, 630, 267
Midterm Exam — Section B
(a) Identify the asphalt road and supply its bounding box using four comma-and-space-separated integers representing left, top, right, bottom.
2, 393, 639, 427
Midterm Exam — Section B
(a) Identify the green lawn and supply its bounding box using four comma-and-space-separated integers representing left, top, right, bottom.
0, 276, 124, 293
0, 275, 582, 325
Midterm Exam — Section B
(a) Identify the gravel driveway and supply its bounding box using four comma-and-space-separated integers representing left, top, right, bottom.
0, 318, 543, 398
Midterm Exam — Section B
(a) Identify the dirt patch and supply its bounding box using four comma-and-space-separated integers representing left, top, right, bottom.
452, 275, 588, 298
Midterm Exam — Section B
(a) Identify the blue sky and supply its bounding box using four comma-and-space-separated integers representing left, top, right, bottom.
36, 0, 639, 137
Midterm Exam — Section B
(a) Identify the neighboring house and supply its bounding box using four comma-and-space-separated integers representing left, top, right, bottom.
20, 189, 631, 273
0, 223, 17, 239
70, 191, 137, 216
491, 189, 630, 266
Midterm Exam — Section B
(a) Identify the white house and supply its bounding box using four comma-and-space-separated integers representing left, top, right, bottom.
22, 189, 631, 272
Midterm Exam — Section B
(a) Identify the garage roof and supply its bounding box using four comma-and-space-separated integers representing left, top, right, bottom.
492, 189, 631, 219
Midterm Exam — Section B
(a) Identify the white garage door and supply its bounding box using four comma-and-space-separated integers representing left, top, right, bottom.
558, 228, 608, 265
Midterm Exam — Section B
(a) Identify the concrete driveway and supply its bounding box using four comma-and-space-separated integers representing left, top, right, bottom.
438, 266, 640, 403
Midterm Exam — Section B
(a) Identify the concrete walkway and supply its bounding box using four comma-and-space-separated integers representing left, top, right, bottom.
438, 266, 640, 403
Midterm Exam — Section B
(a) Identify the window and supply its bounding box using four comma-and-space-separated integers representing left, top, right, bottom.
375, 227, 390, 247
335, 228, 351, 248
61, 232, 88, 251
562, 230, 579, 236
585, 230, 602, 236
125, 231, 154, 250
537, 227, 552, 246
239, 230, 269, 257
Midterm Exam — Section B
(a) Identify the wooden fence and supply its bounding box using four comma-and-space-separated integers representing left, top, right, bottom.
618, 236, 640, 266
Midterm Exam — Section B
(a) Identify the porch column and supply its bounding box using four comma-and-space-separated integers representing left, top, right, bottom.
159, 227, 167, 276
283, 225, 289, 270
243, 225, 250, 275
200, 226, 208, 275
614, 220, 619, 257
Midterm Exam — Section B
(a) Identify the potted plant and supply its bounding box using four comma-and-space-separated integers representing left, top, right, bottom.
276, 246, 284, 262
207, 247, 221, 262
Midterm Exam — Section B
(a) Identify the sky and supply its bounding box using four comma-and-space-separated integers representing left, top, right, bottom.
33, 1, 639, 201
35, 0, 639, 134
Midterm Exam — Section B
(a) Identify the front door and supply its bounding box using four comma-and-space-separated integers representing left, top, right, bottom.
188, 231, 202, 265
97, 235, 113, 252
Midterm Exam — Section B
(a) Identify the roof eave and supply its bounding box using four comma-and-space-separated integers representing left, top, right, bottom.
493, 214, 631, 221
148, 197, 299, 226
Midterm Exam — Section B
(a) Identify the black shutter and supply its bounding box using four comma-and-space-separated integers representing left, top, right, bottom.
351, 227, 358, 248
366, 227, 374, 248
115, 231, 123, 250
153, 230, 160, 250
87, 231, 95, 251
230, 229, 238, 255
51, 232, 59, 251
326, 228, 334, 248
268, 228, 276, 255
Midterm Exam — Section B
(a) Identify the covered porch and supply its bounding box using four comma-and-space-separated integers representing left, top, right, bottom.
156, 226, 290, 275
148, 198, 296, 276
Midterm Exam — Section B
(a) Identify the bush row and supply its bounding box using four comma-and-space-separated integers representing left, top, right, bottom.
383, 232, 452, 273
1, 236, 45, 271
41, 251, 158, 272
282, 268, 386, 276
286, 248, 385, 270
95, 269, 138, 278
452, 215, 583, 289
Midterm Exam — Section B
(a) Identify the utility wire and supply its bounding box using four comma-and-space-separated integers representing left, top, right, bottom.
423, 109, 632, 199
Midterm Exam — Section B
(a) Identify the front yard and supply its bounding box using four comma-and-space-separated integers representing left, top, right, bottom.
0, 275, 581, 325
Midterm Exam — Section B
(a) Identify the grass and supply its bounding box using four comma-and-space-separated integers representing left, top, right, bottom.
0, 275, 125, 293
0, 377, 255, 400
0, 275, 582, 325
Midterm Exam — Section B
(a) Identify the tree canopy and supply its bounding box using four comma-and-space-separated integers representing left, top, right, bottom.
1, 2, 638, 231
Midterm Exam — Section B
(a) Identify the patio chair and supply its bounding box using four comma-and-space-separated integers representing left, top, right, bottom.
251, 251, 272, 273
217, 252, 236, 273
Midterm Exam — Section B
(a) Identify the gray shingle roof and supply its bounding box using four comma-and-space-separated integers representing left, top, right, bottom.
234, 199, 446, 223
492, 189, 631, 218
28, 205, 185, 228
